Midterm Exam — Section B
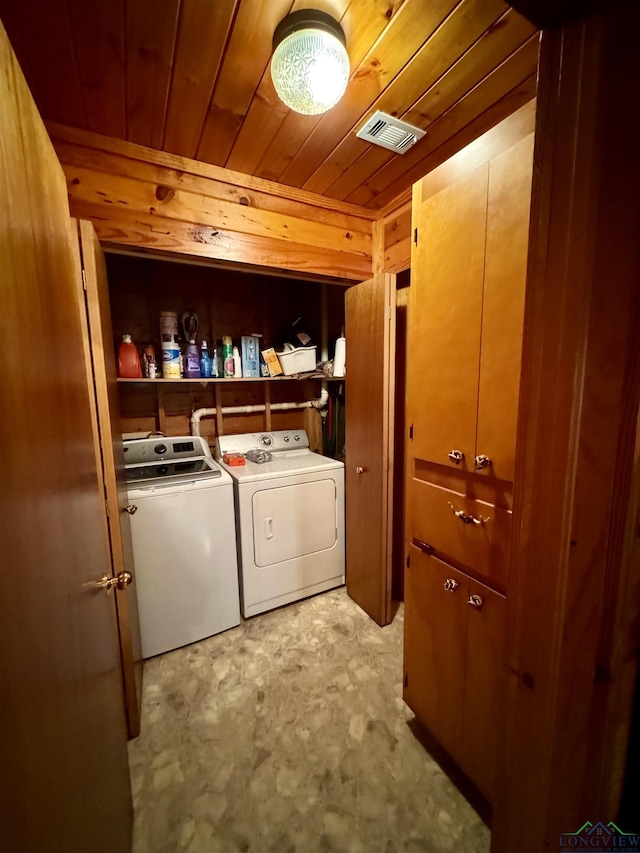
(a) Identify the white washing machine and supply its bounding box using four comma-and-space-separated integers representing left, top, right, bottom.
124, 435, 240, 658
216, 430, 345, 618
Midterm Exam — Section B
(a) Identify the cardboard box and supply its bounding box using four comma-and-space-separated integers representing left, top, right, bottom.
261, 347, 283, 376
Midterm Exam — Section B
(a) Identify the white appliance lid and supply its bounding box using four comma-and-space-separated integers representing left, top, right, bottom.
218, 449, 344, 483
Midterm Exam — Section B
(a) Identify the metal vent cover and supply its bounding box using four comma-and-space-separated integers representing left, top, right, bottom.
356, 111, 425, 154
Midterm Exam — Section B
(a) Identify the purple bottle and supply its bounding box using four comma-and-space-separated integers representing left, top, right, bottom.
184, 339, 201, 379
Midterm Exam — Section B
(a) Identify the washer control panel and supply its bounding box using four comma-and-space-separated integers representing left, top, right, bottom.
123, 435, 211, 464
217, 430, 310, 458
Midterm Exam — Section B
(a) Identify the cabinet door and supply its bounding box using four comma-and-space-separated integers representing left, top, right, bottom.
345, 274, 395, 626
476, 134, 534, 482
404, 547, 468, 761
462, 577, 507, 800
409, 163, 488, 470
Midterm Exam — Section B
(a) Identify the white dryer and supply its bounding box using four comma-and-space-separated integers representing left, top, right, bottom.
216, 430, 345, 617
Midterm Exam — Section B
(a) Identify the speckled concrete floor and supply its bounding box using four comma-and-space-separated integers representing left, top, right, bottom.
128, 587, 490, 853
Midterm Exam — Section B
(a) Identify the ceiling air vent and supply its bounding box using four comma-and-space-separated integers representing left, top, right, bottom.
356, 111, 425, 154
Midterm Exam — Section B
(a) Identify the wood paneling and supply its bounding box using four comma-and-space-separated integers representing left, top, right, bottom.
0, 20, 132, 850
162, 0, 237, 156
309, 4, 536, 197
49, 124, 374, 281
381, 202, 411, 274
0, 0, 86, 128
494, 6, 640, 850
196, 0, 292, 166
125, 0, 180, 149
0, 0, 539, 210
346, 37, 538, 207
66, 0, 126, 137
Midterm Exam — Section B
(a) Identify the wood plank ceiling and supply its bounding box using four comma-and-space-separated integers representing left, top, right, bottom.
0, 0, 538, 210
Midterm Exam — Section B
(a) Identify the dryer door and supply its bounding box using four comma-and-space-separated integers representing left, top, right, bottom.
252, 479, 337, 567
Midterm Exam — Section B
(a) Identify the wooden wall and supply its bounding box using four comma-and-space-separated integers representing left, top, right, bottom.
50, 124, 375, 283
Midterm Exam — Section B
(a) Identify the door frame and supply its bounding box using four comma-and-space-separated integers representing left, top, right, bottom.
494, 6, 640, 850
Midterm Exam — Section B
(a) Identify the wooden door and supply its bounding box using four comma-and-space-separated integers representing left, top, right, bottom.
476, 134, 534, 482
345, 273, 395, 625
0, 21, 132, 853
462, 578, 507, 800
409, 164, 488, 471
404, 547, 468, 760
77, 219, 143, 738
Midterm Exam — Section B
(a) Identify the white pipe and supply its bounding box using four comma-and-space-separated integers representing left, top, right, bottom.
190, 386, 329, 436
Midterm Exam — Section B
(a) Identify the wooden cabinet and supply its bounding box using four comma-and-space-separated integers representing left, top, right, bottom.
404, 545, 506, 801
409, 134, 534, 482
404, 108, 535, 803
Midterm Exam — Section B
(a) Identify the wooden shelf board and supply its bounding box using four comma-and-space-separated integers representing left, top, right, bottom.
116, 375, 345, 384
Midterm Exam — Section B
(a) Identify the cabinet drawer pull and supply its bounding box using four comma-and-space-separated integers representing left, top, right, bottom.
443, 578, 459, 592
124, 504, 138, 515
467, 594, 484, 609
448, 449, 465, 464
448, 501, 489, 525
413, 538, 434, 555
474, 454, 492, 469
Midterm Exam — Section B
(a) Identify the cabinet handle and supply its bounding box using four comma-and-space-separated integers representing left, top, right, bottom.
413, 539, 434, 555
124, 504, 138, 515
467, 594, 484, 609
447, 502, 490, 525
448, 449, 465, 464
355, 466, 365, 474
444, 578, 459, 592
474, 454, 492, 470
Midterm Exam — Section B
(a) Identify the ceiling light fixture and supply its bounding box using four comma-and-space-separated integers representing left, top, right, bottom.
271, 9, 350, 116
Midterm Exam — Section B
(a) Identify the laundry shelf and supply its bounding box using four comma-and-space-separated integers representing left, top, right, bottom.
117, 375, 345, 384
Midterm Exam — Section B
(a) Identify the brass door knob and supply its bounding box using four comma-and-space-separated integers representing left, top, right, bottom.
124, 504, 138, 515
97, 571, 133, 594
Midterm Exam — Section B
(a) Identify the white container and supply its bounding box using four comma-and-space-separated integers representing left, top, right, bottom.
161, 340, 181, 378
159, 311, 178, 340
276, 344, 317, 375
333, 337, 346, 377
233, 346, 242, 377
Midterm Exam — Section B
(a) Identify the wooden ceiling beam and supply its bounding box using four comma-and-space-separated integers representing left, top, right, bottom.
47, 121, 377, 220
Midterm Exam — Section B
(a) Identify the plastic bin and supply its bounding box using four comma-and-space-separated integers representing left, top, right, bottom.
276, 344, 317, 375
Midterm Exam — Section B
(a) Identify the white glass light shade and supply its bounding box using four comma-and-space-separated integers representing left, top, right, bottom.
271, 28, 350, 116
